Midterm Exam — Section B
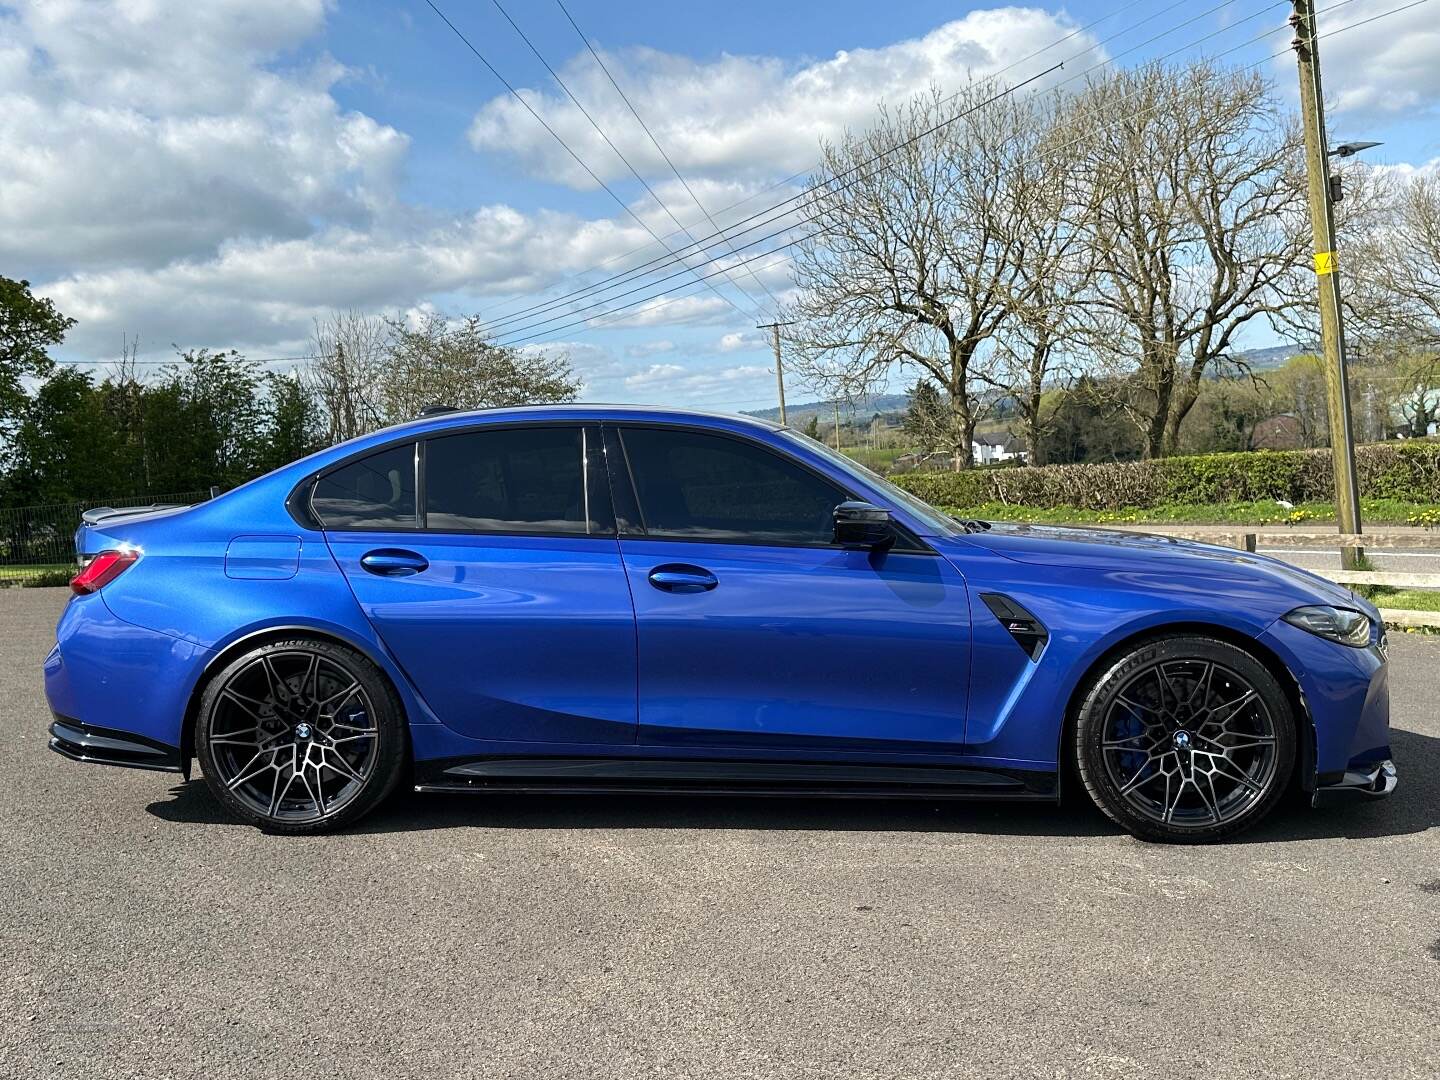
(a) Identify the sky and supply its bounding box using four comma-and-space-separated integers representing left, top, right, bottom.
2, 0, 1437, 414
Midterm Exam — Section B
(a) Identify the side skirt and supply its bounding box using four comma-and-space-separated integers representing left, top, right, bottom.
413, 757, 1058, 801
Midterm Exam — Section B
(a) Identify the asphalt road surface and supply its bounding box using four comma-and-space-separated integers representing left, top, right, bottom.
3, 588, 1437, 1080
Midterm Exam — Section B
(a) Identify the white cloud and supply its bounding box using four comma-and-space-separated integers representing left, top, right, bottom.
595, 294, 734, 329
467, 8, 1095, 188
717, 330, 766, 353
623, 361, 769, 396
626, 340, 677, 358
38, 207, 681, 357
0, 1, 409, 277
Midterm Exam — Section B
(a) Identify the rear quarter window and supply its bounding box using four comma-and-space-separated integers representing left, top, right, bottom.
311, 443, 418, 529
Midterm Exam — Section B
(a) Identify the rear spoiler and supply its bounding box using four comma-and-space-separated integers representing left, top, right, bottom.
80, 504, 188, 526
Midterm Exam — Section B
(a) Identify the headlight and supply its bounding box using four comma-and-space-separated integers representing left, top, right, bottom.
1282, 605, 1372, 647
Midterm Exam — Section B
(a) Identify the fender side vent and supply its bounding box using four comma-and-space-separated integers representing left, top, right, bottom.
979, 593, 1049, 661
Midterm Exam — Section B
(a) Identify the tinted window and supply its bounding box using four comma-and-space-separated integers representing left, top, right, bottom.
312, 443, 417, 529
620, 427, 845, 544
425, 426, 600, 535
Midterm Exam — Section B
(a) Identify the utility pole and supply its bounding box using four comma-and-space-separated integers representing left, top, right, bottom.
833, 400, 842, 451
1291, 0, 1363, 568
756, 321, 793, 425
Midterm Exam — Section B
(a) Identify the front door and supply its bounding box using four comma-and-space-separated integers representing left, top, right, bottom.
608, 424, 970, 752
319, 425, 637, 746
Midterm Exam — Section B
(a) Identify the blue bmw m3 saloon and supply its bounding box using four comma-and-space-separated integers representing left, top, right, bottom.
45, 405, 1396, 842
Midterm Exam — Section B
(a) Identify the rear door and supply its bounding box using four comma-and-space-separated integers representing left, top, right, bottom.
319, 424, 637, 746
608, 423, 970, 752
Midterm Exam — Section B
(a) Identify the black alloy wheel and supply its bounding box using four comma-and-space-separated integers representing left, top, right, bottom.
1074, 636, 1296, 843
196, 639, 406, 833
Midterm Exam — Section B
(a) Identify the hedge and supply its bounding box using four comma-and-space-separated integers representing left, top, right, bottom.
890, 441, 1440, 510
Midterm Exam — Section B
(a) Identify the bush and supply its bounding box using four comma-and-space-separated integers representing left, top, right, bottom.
891, 441, 1440, 510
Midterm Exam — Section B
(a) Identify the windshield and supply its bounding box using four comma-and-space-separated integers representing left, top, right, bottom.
779, 429, 965, 537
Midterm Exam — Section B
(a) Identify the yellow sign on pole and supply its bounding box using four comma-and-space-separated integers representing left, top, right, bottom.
1314, 250, 1336, 275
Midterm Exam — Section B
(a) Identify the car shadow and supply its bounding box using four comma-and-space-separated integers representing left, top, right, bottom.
146, 727, 1440, 842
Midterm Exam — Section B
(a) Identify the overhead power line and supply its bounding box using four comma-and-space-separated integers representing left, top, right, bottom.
554, 0, 786, 315
498, 0, 1426, 350
422, 0, 762, 324
470, 0, 1252, 335
469, 0, 1189, 327
475, 0, 1270, 340
498, 235, 825, 347
486, 0, 771, 321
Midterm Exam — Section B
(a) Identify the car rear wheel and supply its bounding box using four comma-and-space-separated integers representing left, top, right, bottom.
195, 638, 407, 834
1073, 636, 1296, 843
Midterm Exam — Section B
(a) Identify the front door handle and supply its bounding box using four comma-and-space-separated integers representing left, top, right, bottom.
360, 549, 429, 577
647, 564, 717, 593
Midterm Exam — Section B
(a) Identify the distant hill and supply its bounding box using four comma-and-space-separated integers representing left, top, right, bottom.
1234, 344, 1306, 371
742, 393, 913, 424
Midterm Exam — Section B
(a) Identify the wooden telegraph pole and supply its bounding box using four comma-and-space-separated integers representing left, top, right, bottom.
756, 321, 793, 426
1291, 0, 1364, 568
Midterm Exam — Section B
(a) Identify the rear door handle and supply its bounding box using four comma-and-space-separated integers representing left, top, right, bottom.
647, 564, 717, 593
360, 549, 429, 577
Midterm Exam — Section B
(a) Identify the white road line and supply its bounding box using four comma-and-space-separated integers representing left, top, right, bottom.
1258, 548, 1440, 558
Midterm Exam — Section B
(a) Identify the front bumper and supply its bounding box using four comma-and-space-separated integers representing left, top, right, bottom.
48, 715, 183, 773
1312, 758, 1398, 806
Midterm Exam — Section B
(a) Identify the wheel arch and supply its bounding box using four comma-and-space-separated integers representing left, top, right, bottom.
1056, 620, 1315, 801
179, 624, 414, 780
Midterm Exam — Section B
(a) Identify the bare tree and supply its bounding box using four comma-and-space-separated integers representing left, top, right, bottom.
785, 85, 1042, 469
304, 310, 388, 444
379, 312, 579, 421
1073, 62, 1309, 458
973, 95, 1095, 466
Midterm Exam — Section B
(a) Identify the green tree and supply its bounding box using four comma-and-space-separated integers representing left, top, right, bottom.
261, 372, 325, 473
902, 379, 946, 454
802, 414, 821, 440
0, 277, 73, 440
5, 368, 113, 504
379, 313, 579, 422
142, 350, 268, 492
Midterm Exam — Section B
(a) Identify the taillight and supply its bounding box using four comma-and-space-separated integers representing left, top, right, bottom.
71, 549, 140, 595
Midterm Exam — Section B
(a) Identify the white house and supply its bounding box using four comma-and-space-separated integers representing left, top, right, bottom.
972, 432, 1028, 465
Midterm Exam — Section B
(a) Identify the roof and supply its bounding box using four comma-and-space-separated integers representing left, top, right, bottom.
377, 402, 785, 440
974, 431, 1023, 448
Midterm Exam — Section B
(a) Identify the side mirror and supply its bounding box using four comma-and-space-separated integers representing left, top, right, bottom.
833, 501, 895, 550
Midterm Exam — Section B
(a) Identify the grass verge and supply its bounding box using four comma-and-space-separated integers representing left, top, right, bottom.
937, 499, 1440, 527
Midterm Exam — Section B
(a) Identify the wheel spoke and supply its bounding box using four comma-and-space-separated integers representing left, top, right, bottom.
1102, 733, 1153, 749
1208, 689, 1258, 729
320, 748, 365, 785
268, 765, 299, 818
298, 769, 325, 818
209, 732, 263, 747
1189, 662, 1215, 709
318, 679, 362, 711
329, 732, 375, 746
304, 654, 321, 702
1118, 759, 1164, 798
1195, 772, 1222, 823
1206, 754, 1265, 795
220, 687, 269, 722
1162, 773, 1180, 823
226, 747, 278, 790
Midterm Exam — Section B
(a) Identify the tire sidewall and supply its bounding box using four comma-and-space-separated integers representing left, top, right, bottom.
1074, 636, 1297, 843
195, 638, 408, 833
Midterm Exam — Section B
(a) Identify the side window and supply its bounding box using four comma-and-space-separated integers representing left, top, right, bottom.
312, 443, 417, 529
619, 427, 845, 545
424, 426, 607, 535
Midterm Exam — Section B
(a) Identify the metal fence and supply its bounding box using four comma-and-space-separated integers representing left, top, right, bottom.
0, 490, 211, 586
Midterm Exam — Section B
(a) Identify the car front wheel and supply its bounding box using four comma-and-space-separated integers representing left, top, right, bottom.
1073, 635, 1296, 843
195, 638, 406, 833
